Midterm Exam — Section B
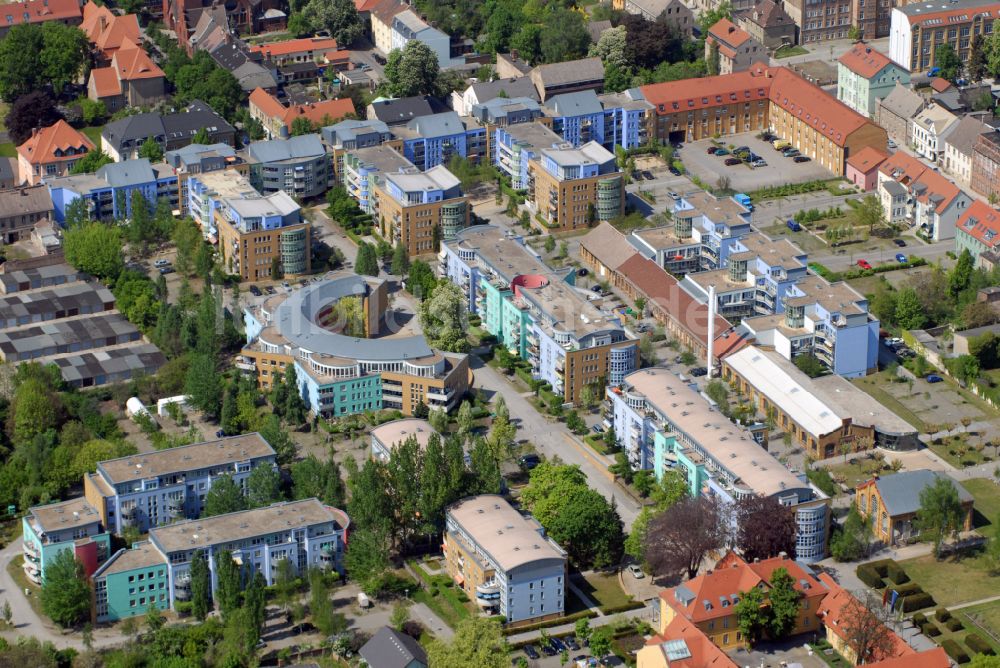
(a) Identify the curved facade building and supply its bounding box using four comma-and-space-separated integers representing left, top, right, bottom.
241, 275, 470, 417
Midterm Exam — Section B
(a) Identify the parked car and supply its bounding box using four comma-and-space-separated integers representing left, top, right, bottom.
565, 637, 581, 651
671, 142, 683, 150
895, 253, 908, 263
265, 285, 276, 295
733, 145, 750, 154
782, 147, 800, 157
282, 281, 291, 291
524, 646, 540, 660
153, 258, 171, 268
714, 148, 729, 156
707, 146, 719, 154
249, 284, 262, 296
519, 454, 542, 469
215, 429, 226, 438
926, 374, 944, 383
856, 259, 872, 270
887, 139, 897, 149
541, 643, 557, 657
668, 165, 681, 175
550, 637, 566, 652
642, 170, 653, 180
668, 191, 680, 201
893, 238, 907, 247
577, 268, 589, 276
724, 157, 741, 165
752, 159, 767, 168
793, 155, 811, 163
628, 564, 645, 579
689, 367, 708, 377
591, 284, 603, 293
591, 424, 603, 434
158, 266, 174, 275
787, 220, 802, 232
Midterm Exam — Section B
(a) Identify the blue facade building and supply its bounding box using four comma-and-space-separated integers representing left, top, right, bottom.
46, 159, 178, 224
493, 123, 565, 189
542, 90, 652, 151
395, 112, 488, 170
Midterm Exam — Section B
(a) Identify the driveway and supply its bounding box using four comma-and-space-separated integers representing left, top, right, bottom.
681, 134, 837, 192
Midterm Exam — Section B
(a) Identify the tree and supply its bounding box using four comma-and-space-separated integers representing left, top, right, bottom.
624, 13, 687, 70
215, 550, 242, 622
644, 495, 728, 579
309, 569, 346, 637
708, 41, 721, 76
290, 116, 315, 137
539, 8, 592, 64
355, 242, 380, 276
893, 287, 926, 330
971, 656, 1000, 668
624, 470, 689, 559
205, 473, 249, 517
0, 23, 88, 100
427, 617, 509, 668
390, 242, 410, 275
735, 495, 797, 562
962, 301, 999, 330
4, 91, 63, 145
383, 41, 440, 98
344, 525, 393, 594
391, 600, 410, 630
969, 34, 989, 81
246, 464, 283, 507
298, 0, 364, 46
589, 25, 630, 72
279, 364, 309, 426
291, 454, 345, 507
831, 506, 874, 562
767, 567, 801, 639
12, 376, 62, 444
419, 281, 469, 352
192, 127, 211, 145
916, 475, 965, 557
852, 194, 886, 234
407, 259, 438, 300
40, 549, 91, 627
950, 248, 974, 297
64, 222, 124, 280
184, 353, 222, 419
245, 570, 267, 636
145, 599, 165, 634
190, 549, 212, 621
734, 585, 767, 647
40, 22, 90, 93
138, 137, 164, 162
841, 590, 896, 664
935, 43, 963, 81
589, 626, 614, 659
794, 353, 826, 378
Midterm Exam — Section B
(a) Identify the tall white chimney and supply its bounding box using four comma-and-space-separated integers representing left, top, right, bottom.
706, 285, 715, 379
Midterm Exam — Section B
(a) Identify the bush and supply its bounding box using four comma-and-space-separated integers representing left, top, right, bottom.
921, 622, 941, 637
806, 468, 838, 496
941, 639, 970, 664
174, 601, 193, 616
945, 617, 964, 632
901, 592, 935, 612
600, 601, 645, 615
965, 633, 995, 655
936, 608, 952, 622
886, 561, 909, 585
890, 582, 922, 597
912, 612, 927, 626
856, 564, 885, 589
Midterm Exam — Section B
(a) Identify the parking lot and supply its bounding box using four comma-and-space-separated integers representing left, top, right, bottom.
680, 133, 836, 191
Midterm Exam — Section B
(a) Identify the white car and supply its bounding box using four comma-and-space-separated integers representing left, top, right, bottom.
668, 191, 680, 201
628, 564, 645, 579
153, 259, 171, 268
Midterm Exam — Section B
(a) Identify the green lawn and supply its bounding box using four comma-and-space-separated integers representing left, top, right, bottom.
570, 571, 634, 613
827, 459, 878, 489
899, 553, 1000, 607
81, 126, 103, 147
0, 143, 16, 158
957, 599, 1000, 650
774, 45, 809, 58
963, 478, 1000, 539
6, 555, 44, 619
851, 370, 929, 432
407, 560, 476, 628
927, 433, 994, 469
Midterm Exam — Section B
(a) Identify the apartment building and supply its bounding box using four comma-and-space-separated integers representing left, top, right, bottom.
614, 0, 694, 34
911, 103, 958, 161
394, 112, 488, 171
451, 76, 539, 117
0, 186, 53, 244
82, 433, 277, 535
877, 151, 972, 240
187, 170, 309, 280
340, 145, 412, 214
100, 102, 235, 162
723, 346, 918, 458
971, 129, 1000, 200
541, 90, 652, 152
367, 95, 449, 127
608, 367, 831, 561
494, 123, 566, 190
22, 498, 111, 585
440, 225, 638, 404
955, 200, 1000, 268
241, 275, 470, 416
247, 134, 333, 200
874, 83, 926, 147
530, 58, 605, 102
836, 43, 909, 117
943, 116, 992, 187
93, 499, 349, 622
46, 158, 179, 223
248, 88, 355, 140
321, 119, 396, 183
249, 36, 340, 66
391, 9, 462, 68
705, 19, 766, 74
370, 418, 437, 461
164, 143, 246, 213
735, 0, 797, 49
17, 121, 96, 186
374, 165, 469, 255
784, 0, 854, 43
527, 142, 624, 232
443, 495, 566, 625
889, 0, 1000, 72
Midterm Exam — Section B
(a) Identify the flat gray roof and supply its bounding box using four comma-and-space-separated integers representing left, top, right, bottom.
447, 495, 565, 572
95, 542, 165, 578
0, 281, 114, 326
0, 312, 138, 360
29, 497, 102, 533
52, 343, 165, 385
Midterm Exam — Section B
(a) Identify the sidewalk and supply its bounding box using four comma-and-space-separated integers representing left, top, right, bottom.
505, 605, 652, 644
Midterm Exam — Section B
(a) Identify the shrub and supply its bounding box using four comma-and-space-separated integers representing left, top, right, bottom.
901, 592, 935, 612
456, 591, 469, 603
945, 617, 964, 632
921, 623, 941, 637
868, 560, 892, 578
890, 582, 922, 597
856, 564, 885, 589
965, 633, 995, 655
174, 601, 193, 616
912, 613, 927, 626
941, 639, 969, 664
886, 561, 909, 585
936, 608, 952, 622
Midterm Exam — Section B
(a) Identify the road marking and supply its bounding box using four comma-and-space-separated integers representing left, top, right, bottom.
561, 433, 615, 481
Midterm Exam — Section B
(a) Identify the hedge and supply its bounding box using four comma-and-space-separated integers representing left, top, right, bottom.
921, 623, 941, 637
601, 601, 647, 615
886, 561, 909, 585
945, 617, 964, 632
515, 366, 535, 387
901, 592, 935, 612
941, 639, 970, 664
965, 633, 995, 655
890, 582, 922, 597
912, 613, 927, 626
856, 564, 885, 589
502, 609, 598, 637
936, 608, 952, 622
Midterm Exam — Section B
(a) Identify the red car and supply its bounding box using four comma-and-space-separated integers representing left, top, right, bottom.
707, 146, 718, 154
856, 259, 872, 270
724, 157, 741, 165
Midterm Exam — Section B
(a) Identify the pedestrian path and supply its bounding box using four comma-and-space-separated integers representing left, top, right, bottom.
505, 605, 651, 645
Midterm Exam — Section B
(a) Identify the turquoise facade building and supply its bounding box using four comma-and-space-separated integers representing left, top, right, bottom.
93, 542, 170, 622
22, 498, 111, 585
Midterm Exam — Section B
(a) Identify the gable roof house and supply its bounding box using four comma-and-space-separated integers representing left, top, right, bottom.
955, 199, 1000, 268
88, 38, 167, 112
877, 150, 971, 241
705, 18, 765, 74
358, 626, 428, 668
101, 101, 235, 162
0, 0, 82, 38
734, 0, 796, 49
614, 0, 694, 35
836, 42, 910, 117
17, 121, 96, 186
873, 82, 925, 146
451, 76, 539, 117
530, 57, 605, 101
911, 103, 958, 162
248, 88, 356, 139
943, 115, 993, 187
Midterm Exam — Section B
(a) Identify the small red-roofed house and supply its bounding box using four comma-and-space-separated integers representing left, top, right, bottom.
846, 146, 888, 191
88, 39, 166, 112
0, 0, 82, 38
17, 120, 96, 185
249, 88, 356, 139
956, 199, 1000, 268
705, 18, 765, 74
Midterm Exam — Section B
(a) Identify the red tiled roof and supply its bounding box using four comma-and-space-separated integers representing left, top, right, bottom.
95, 13, 139, 53
867, 649, 950, 668
251, 88, 355, 130
89, 66, 122, 98
930, 77, 953, 93
325, 49, 351, 64
904, 0, 1000, 25
846, 146, 888, 173
661, 561, 764, 622
768, 67, 870, 148
956, 200, 1000, 251
354, 0, 382, 10
113, 41, 165, 81
910, 168, 962, 213
708, 18, 751, 48
645, 618, 739, 667
878, 151, 927, 184
641, 68, 772, 115
16, 120, 95, 165
370, 0, 405, 22
81, 0, 115, 40
838, 42, 894, 79
249, 87, 287, 119
1, 0, 81, 27
250, 36, 338, 59
817, 582, 914, 662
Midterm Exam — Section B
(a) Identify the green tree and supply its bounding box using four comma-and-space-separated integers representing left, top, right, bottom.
427, 617, 509, 668
69, 150, 114, 175
355, 241, 380, 277
0, 23, 89, 99
794, 353, 827, 378
12, 377, 61, 445
40, 550, 90, 627
138, 137, 164, 162
297, 0, 364, 46
309, 569, 346, 636
419, 281, 469, 352
344, 525, 393, 594
290, 116, 315, 137
934, 43, 963, 81
245, 570, 267, 635
852, 194, 886, 233
190, 549, 212, 621
588, 626, 613, 659
589, 25, 630, 72
734, 585, 767, 647
969, 34, 988, 81
246, 464, 283, 508
204, 473, 249, 517
145, 599, 165, 634
71, 439, 137, 479
184, 353, 222, 419
830, 505, 874, 562
192, 127, 211, 144
407, 259, 438, 300
274, 558, 298, 613
916, 475, 965, 557
215, 549, 242, 622
172, 216, 203, 276
291, 454, 345, 507
280, 364, 309, 426
383, 41, 440, 97
893, 287, 926, 329
767, 567, 801, 639
539, 8, 590, 64
390, 242, 410, 275
64, 222, 124, 280
950, 249, 975, 297
624, 469, 689, 559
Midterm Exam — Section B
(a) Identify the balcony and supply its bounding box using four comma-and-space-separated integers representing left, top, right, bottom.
23, 540, 39, 559
427, 387, 454, 403
235, 356, 256, 372
23, 560, 40, 584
